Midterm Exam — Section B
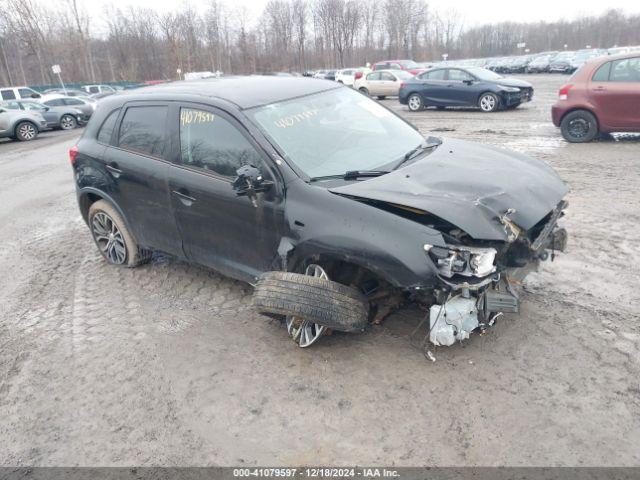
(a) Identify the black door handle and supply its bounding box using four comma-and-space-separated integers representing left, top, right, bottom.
105, 163, 122, 177
172, 189, 196, 206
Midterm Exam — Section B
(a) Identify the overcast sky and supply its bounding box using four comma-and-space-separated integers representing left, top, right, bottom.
88, 0, 640, 30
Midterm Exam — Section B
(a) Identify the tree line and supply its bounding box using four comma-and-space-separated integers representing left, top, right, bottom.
0, 0, 639, 86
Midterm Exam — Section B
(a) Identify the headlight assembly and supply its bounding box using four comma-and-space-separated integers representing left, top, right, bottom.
424, 244, 497, 278
497, 85, 521, 92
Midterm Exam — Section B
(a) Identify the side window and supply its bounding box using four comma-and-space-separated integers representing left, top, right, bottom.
23, 102, 44, 111
592, 62, 611, 82
89, 86, 99, 94
45, 99, 64, 106
118, 105, 168, 158
97, 108, 121, 144
2, 101, 21, 110
381, 72, 395, 81
420, 69, 445, 80
1, 89, 16, 100
367, 72, 381, 81
18, 88, 38, 98
179, 107, 262, 177
610, 57, 640, 82
63, 98, 84, 105
448, 69, 473, 81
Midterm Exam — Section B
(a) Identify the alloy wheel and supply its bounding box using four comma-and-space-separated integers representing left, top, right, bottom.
60, 115, 76, 130
286, 264, 329, 348
91, 212, 127, 264
408, 95, 422, 111
18, 123, 36, 140
479, 94, 497, 112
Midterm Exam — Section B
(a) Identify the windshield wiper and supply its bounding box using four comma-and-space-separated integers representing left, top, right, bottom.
310, 170, 389, 182
392, 136, 442, 170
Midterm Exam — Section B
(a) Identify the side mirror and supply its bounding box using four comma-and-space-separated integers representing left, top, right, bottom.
30, 93, 41, 98
232, 165, 273, 198
0, 108, 5, 113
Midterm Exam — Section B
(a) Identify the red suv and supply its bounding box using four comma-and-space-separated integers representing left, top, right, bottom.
372, 60, 425, 76
552, 53, 640, 142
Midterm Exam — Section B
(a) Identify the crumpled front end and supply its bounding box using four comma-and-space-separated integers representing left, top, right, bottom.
425, 200, 568, 347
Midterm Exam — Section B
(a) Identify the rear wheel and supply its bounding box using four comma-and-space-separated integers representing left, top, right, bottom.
359, 87, 369, 96
15, 121, 38, 141
478, 92, 500, 112
60, 114, 77, 130
407, 93, 424, 111
560, 110, 599, 143
88, 200, 151, 267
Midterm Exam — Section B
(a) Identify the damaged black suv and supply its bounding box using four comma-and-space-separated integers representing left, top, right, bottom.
72, 76, 568, 349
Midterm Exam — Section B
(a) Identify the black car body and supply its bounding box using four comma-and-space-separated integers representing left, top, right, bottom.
399, 67, 534, 112
73, 76, 567, 348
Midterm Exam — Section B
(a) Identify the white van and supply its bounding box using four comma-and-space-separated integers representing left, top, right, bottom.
0, 86, 42, 100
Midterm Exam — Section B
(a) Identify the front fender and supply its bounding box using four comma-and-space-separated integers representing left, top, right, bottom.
284, 180, 446, 289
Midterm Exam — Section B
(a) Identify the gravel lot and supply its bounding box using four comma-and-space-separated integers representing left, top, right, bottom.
1, 74, 639, 467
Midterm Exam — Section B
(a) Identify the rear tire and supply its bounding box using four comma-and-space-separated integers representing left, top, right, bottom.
14, 121, 38, 141
560, 110, 598, 143
88, 200, 152, 268
407, 93, 424, 111
359, 87, 369, 96
253, 271, 369, 333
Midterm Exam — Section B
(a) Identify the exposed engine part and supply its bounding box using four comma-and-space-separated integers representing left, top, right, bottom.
484, 288, 519, 313
429, 296, 479, 347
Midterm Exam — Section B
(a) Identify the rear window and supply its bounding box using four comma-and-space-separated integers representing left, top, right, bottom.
97, 108, 121, 144
118, 106, 167, 158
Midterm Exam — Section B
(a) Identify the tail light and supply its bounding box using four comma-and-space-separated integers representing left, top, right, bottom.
354, 71, 363, 80
400, 82, 406, 89
558, 84, 573, 100
69, 145, 79, 166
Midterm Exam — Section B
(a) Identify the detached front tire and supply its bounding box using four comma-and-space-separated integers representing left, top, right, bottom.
253, 271, 369, 334
88, 200, 151, 267
560, 110, 598, 143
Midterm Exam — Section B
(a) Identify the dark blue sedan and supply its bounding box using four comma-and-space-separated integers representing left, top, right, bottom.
399, 66, 534, 112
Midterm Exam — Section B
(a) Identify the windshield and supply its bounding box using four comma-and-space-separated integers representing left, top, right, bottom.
467, 67, 502, 81
248, 88, 424, 179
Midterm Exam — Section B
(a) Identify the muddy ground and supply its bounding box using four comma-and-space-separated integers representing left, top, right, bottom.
0, 74, 639, 466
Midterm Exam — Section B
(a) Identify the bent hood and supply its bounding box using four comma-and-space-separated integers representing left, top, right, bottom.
329, 138, 568, 241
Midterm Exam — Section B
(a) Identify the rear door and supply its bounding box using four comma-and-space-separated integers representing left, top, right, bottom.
167, 103, 285, 282
364, 72, 383, 96
100, 102, 182, 255
379, 72, 397, 95
590, 57, 640, 129
416, 69, 449, 105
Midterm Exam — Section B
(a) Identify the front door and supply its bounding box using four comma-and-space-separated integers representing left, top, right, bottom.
445, 69, 478, 106
167, 104, 285, 283
591, 57, 640, 129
